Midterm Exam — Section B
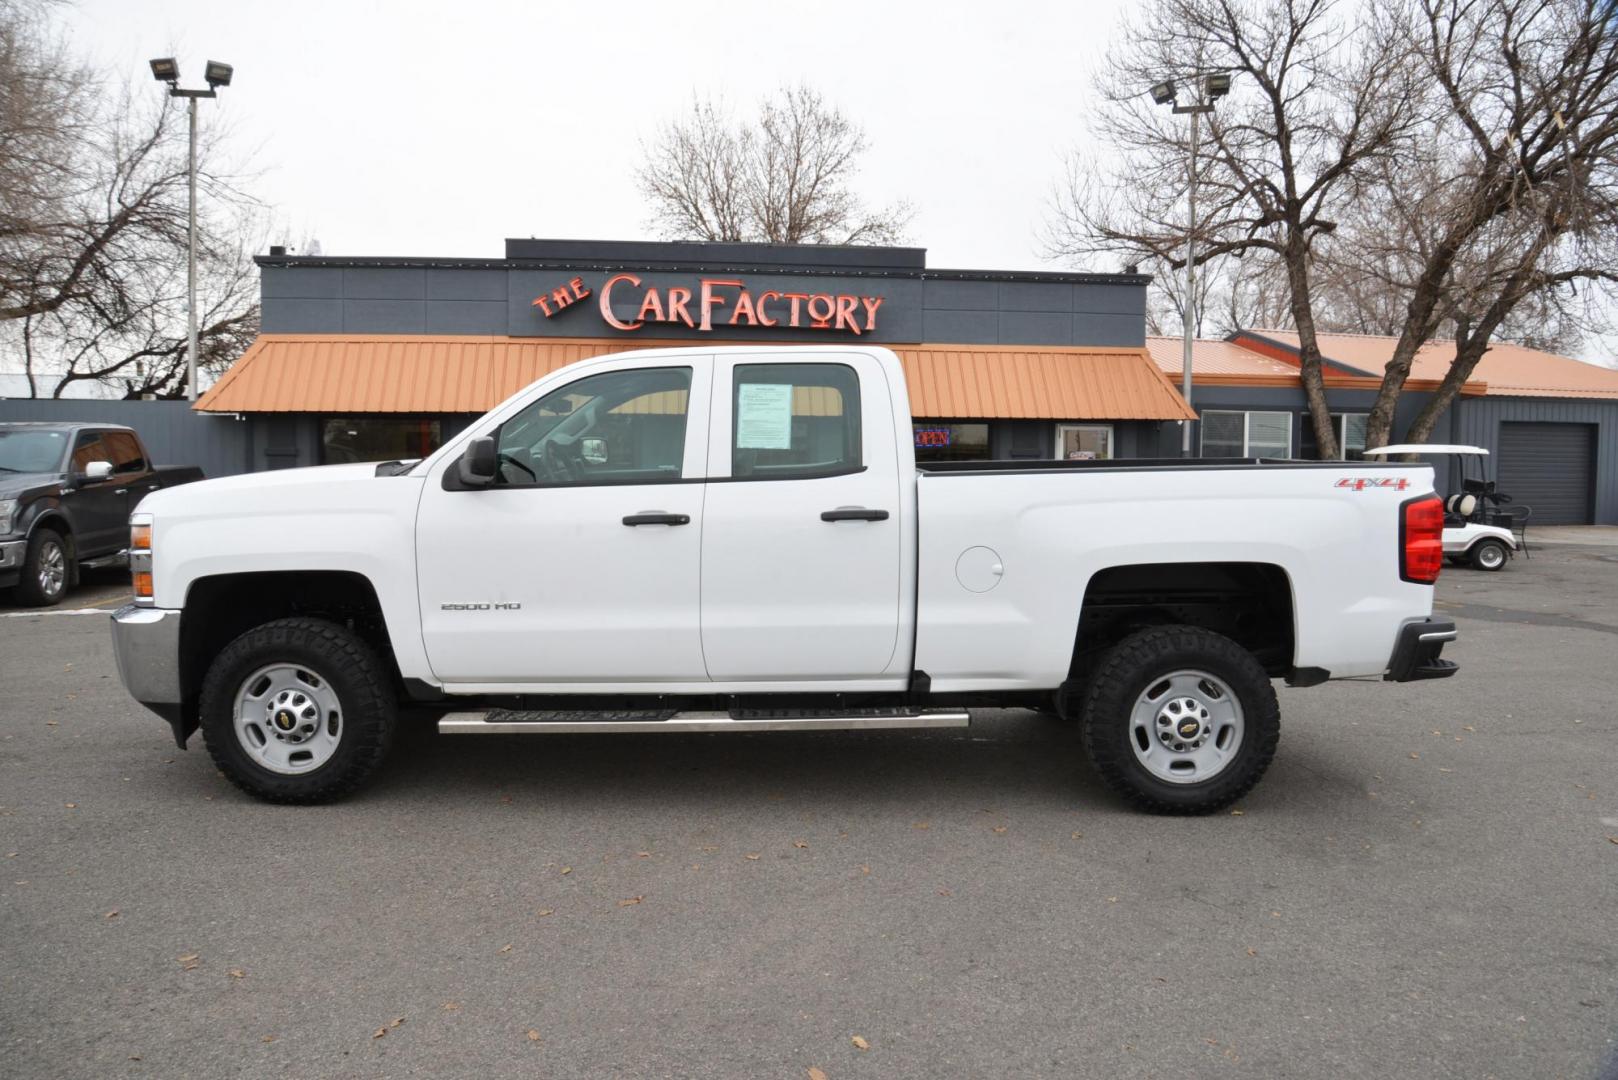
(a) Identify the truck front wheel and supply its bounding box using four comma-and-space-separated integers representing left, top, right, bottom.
198, 617, 397, 803
1080, 625, 1280, 815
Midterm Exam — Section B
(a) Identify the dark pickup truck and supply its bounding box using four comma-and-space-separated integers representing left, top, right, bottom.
0, 422, 203, 606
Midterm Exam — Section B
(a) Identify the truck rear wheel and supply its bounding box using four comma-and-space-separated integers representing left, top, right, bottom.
1079, 625, 1279, 815
199, 617, 396, 803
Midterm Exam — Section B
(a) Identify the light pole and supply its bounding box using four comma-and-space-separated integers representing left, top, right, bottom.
1151, 72, 1230, 455
149, 58, 233, 402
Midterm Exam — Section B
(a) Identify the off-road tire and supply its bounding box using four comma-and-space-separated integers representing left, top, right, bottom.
1469, 538, 1508, 571
1079, 624, 1280, 815
14, 528, 69, 607
199, 617, 396, 803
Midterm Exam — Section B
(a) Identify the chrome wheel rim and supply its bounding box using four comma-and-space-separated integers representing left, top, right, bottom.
38, 540, 65, 597
233, 663, 343, 774
1129, 669, 1245, 785
1478, 544, 1504, 569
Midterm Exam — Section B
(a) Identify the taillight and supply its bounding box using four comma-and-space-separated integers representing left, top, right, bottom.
1400, 496, 1444, 584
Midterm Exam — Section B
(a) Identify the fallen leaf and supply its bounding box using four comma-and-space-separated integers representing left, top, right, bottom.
637, 851, 651, 858
912, 822, 930, 830
64, 802, 76, 808
859, 865, 871, 875
1608, 837, 1618, 845
526, 1029, 542, 1043
1107, 896, 1118, 903
793, 840, 809, 849
1409, 752, 1420, 759
1071, 831, 1084, 840
701, 845, 719, 853
372, 1027, 387, 1039
1246, 947, 1258, 957
227, 969, 245, 979
808, 1069, 829, 1080
1229, 809, 1244, 816
745, 853, 761, 861
992, 826, 1007, 834
1439, 768, 1453, 773
536, 909, 554, 917
442, 1002, 461, 1011
261, 1035, 275, 1043
852, 1035, 870, 1051
104, 909, 120, 919
46, 720, 58, 727
937, 887, 952, 897
389, 1017, 405, 1028
618, 896, 643, 907
176, 953, 199, 965
560, 866, 572, 875
498, 944, 512, 953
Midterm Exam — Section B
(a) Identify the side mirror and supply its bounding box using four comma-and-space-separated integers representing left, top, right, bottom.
83, 460, 114, 481
457, 437, 498, 486
580, 437, 608, 466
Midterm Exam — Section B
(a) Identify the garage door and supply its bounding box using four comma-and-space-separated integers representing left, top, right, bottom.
1497, 422, 1596, 525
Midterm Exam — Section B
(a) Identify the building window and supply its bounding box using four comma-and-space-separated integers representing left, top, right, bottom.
1201, 411, 1291, 458
1299, 413, 1369, 460
322, 417, 443, 464
1055, 424, 1113, 460
914, 422, 989, 461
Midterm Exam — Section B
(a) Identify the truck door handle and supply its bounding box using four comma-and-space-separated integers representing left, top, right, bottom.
622, 512, 690, 527
820, 507, 890, 522
114, 488, 128, 496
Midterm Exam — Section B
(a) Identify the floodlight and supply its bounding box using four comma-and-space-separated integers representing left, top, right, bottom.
1206, 72, 1232, 98
1150, 80, 1176, 105
148, 57, 179, 83
204, 60, 233, 88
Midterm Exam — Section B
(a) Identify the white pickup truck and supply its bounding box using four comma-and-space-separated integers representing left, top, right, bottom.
111, 345, 1457, 813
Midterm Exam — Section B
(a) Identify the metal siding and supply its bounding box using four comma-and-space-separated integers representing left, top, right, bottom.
0, 399, 253, 477
1454, 396, 1617, 523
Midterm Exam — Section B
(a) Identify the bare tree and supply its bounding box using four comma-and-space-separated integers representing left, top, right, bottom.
1355, 0, 1618, 447
638, 85, 912, 246
1046, 0, 1421, 458
0, 0, 260, 398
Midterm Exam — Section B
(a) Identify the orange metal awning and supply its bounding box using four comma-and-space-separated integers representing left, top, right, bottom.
195, 335, 1196, 422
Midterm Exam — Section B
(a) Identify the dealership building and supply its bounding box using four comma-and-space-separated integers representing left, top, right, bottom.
183, 237, 1618, 524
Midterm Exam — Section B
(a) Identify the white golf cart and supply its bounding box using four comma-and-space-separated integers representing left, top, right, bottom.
1364, 444, 1528, 571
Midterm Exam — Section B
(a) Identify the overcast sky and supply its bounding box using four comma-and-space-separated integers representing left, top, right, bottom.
69, 0, 1131, 271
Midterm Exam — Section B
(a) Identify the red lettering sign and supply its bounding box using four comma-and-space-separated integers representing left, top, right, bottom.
558, 276, 882, 335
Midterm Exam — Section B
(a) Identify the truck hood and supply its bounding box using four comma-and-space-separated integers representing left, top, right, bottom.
135, 462, 419, 516
0, 472, 61, 500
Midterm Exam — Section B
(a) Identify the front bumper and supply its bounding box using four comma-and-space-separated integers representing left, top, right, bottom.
0, 538, 23, 587
110, 604, 185, 731
1385, 618, 1459, 682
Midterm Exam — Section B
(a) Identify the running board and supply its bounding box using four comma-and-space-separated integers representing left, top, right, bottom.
437, 708, 971, 735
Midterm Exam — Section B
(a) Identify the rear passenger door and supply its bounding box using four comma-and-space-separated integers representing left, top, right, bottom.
699, 353, 904, 683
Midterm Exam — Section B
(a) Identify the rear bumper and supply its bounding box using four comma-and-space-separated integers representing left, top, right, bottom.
1385, 618, 1459, 682
110, 603, 183, 710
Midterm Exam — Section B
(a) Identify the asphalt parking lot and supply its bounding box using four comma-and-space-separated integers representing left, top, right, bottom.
2, 544, 1616, 1080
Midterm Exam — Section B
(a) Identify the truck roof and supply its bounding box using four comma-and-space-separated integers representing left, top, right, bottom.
0, 420, 135, 433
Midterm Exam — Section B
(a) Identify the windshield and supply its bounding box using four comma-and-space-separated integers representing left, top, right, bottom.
0, 429, 69, 473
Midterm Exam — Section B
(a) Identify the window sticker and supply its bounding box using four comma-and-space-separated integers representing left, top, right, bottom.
736, 382, 794, 449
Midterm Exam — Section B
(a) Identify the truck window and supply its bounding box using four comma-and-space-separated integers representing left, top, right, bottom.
71, 432, 110, 473
103, 432, 148, 474
730, 363, 861, 480
494, 366, 692, 487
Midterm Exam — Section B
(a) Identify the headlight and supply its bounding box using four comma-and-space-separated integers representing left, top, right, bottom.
0, 498, 16, 533
129, 513, 154, 603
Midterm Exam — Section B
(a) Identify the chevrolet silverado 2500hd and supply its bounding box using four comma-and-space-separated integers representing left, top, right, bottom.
110, 346, 1457, 813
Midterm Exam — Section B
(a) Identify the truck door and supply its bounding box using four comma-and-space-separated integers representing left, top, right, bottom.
700, 353, 904, 682
67, 431, 128, 556
415, 359, 712, 687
